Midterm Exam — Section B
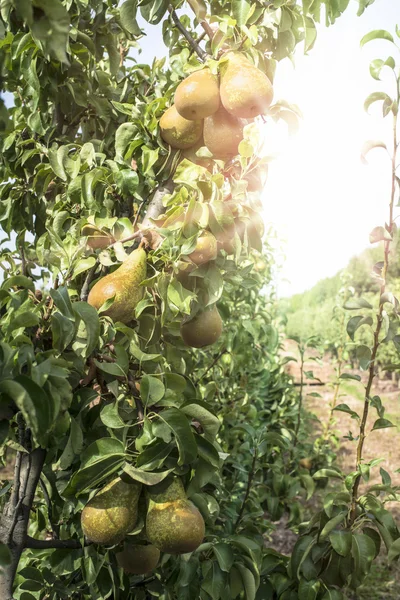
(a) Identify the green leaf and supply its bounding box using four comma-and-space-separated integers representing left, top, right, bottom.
181, 401, 220, 438
351, 533, 375, 587
213, 543, 235, 572
158, 408, 198, 465
346, 316, 373, 340
50, 287, 74, 319
356, 345, 372, 370
298, 578, 320, 600
388, 537, 400, 562
235, 563, 256, 600
186, 0, 207, 20
333, 403, 360, 421
140, 0, 169, 24
330, 531, 352, 557
140, 375, 165, 406
364, 92, 392, 114
290, 535, 314, 580
1, 275, 35, 292
59, 417, 83, 470
360, 29, 394, 47
9, 312, 40, 332
372, 418, 395, 431
202, 561, 226, 599
320, 511, 347, 541
123, 463, 174, 486
343, 297, 373, 310
0, 376, 58, 446
339, 373, 361, 382
72, 302, 100, 357
313, 469, 343, 480
93, 359, 127, 378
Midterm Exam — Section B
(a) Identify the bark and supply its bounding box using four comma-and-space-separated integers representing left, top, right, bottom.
0, 448, 46, 600
141, 179, 174, 229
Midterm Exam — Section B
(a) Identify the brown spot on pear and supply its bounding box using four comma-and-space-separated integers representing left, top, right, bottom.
175, 68, 220, 120
146, 478, 205, 554
203, 105, 245, 158
87, 246, 147, 324
116, 543, 160, 575
180, 304, 223, 348
219, 52, 274, 118
81, 478, 142, 545
160, 105, 203, 150
188, 231, 217, 265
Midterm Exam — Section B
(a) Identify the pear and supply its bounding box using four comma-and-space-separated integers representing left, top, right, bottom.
203, 105, 245, 158
175, 68, 220, 120
81, 478, 142, 545
146, 478, 205, 554
180, 304, 223, 348
116, 542, 160, 575
88, 246, 146, 324
219, 52, 274, 118
187, 231, 217, 265
82, 224, 115, 250
160, 105, 203, 150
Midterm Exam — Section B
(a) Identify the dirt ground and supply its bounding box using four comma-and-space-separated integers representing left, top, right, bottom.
269, 340, 400, 599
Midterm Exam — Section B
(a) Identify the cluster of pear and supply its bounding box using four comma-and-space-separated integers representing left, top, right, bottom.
81, 476, 205, 575
160, 51, 273, 158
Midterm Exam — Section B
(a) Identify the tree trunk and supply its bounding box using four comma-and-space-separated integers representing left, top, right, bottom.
0, 448, 46, 600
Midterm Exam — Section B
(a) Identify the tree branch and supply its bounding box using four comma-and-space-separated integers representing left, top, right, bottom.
168, 7, 208, 62
25, 536, 88, 550
80, 260, 99, 302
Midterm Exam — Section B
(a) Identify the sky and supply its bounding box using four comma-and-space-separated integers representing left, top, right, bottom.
2, 0, 399, 296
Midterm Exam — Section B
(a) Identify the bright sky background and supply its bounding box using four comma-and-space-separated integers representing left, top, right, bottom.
2, 0, 398, 296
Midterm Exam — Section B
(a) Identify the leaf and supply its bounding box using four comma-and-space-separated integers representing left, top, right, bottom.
213, 543, 235, 572
346, 316, 373, 340
343, 297, 373, 310
290, 535, 314, 580
356, 345, 372, 370
140, 0, 169, 24
364, 92, 392, 113
140, 375, 165, 406
59, 417, 83, 470
298, 578, 320, 600
361, 140, 387, 164
339, 373, 361, 382
93, 359, 127, 378
369, 225, 392, 243
201, 562, 226, 599
123, 463, 174, 486
187, 0, 207, 20
351, 533, 375, 586
235, 563, 256, 600
320, 511, 348, 540
333, 404, 360, 421
50, 286, 74, 319
372, 418, 395, 431
388, 537, 400, 562
72, 302, 100, 357
120, 0, 141, 35
1, 275, 35, 292
181, 401, 220, 438
313, 469, 343, 480
330, 531, 352, 557
158, 408, 198, 465
360, 29, 394, 47
0, 377, 57, 446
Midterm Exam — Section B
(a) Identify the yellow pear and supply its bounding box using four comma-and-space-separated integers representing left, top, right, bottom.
116, 542, 160, 575
180, 304, 223, 348
203, 106, 245, 158
81, 478, 141, 545
159, 105, 203, 150
88, 246, 146, 324
146, 478, 205, 554
175, 68, 220, 120
187, 231, 217, 265
219, 52, 273, 118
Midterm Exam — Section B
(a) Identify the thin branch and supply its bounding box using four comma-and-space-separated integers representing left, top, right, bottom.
234, 450, 257, 530
195, 348, 227, 383
168, 6, 208, 61
39, 478, 59, 539
25, 536, 89, 549
293, 350, 304, 447
80, 261, 99, 302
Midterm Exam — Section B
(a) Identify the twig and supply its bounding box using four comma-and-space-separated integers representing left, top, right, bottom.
19, 245, 27, 277
39, 478, 59, 539
128, 375, 144, 422
189, 30, 207, 57
25, 536, 89, 549
133, 200, 146, 229
80, 261, 99, 302
234, 449, 257, 530
195, 348, 227, 383
168, 6, 208, 61
293, 349, 305, 447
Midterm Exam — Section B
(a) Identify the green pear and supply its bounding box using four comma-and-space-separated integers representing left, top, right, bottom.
146, 478, 205, 554
175, 68, 220, 120
81, 478, 142, 545
88, 246, 146, 324
203, 105, 245, 158
219, 52, 274, 118
188, 231, 217, 265
180, 304, 223, 348
116, 542, 160, 575
160, 105, 203, 150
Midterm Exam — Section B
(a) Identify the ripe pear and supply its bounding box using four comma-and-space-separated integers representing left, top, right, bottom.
146, 478, 205, 554
219, 52, 274, 118
82, 224, 115, 250
160, 105, 203, 150
180, 304, 223, 348
81, 478, 142, 545
203, 105, 245, 158
188, 231, 217, 265
88, 247, 146, 324
175, 68, 220, 120
116, 542, 160, 575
